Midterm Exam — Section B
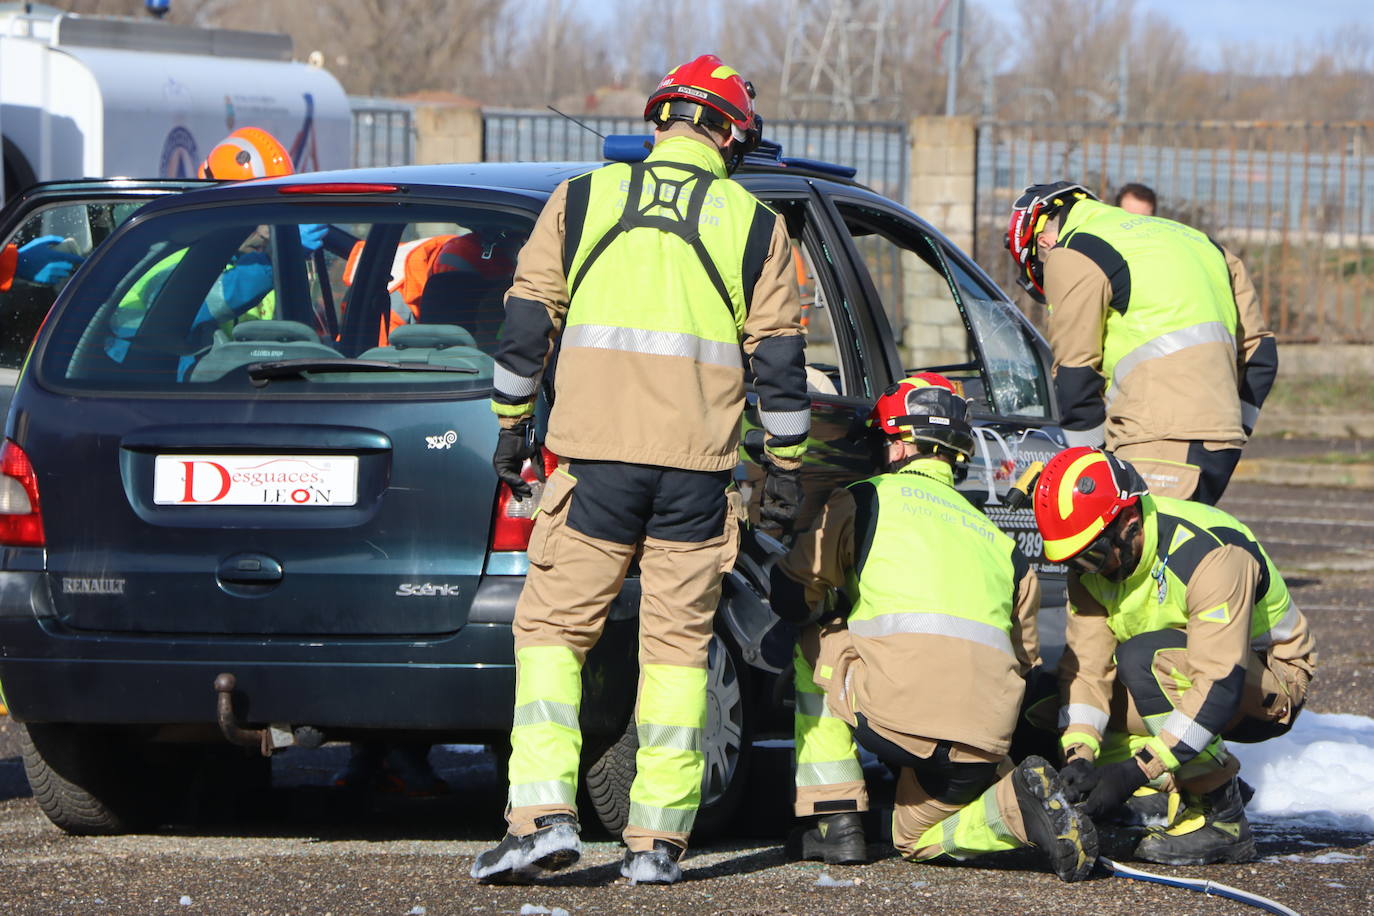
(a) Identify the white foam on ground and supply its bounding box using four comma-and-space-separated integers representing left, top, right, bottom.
1230, 712, 1374, 833
815, 873, 855, 887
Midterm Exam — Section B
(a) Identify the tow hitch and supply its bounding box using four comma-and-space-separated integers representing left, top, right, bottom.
214, 673, 325, 756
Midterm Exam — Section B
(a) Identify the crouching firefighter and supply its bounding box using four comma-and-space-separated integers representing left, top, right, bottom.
472, 54, 810, 885
1032, 446, 1317, 865
768, 375, 1098, 881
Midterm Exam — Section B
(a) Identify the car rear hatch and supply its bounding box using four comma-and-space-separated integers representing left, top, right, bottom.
19, 184, 540, 636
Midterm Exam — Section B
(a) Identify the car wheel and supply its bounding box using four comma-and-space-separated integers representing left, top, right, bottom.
582, 627, 752, 839
20, 724, 156, 835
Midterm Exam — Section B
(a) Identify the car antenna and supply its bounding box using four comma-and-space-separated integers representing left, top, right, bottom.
546, 105, 605, 140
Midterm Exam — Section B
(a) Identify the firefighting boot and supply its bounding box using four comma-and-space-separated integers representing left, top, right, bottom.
1013, 756, 1098, 883
620, 839, 684, 885
1134, 777, 1256, 865
785, 812, 868, 865
470, 813, 581, 883
1120, 786, 1180, 828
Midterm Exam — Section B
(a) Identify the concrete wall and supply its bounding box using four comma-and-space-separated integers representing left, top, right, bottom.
413, 104, 483, 165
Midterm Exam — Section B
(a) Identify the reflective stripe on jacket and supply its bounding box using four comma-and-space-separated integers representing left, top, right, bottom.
777, 458, 1041, 756
491, 132, 809, 471
1044, 199, 1269, 449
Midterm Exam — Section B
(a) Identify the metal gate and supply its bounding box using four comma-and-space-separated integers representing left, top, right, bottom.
349, 97, 414, 169
482, 111, 908, 202
975, 121, 1374, 343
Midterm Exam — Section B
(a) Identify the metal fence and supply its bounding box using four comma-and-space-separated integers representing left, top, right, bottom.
975, 121, 1374, 343
482, 110, 909, 202
349, 97, 415, 169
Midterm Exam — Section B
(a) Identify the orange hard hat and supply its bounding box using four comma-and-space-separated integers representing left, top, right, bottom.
198, 127, 294, 181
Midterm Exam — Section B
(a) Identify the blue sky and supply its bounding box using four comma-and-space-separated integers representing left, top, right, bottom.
959, 0, 1365, 67
576, 0, 1369, 70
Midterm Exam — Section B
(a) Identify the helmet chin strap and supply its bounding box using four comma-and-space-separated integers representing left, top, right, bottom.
1103, 515, 1143, 582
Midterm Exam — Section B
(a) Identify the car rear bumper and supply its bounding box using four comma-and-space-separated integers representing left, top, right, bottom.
0, 618, 519, 729
0, 574, 641, 732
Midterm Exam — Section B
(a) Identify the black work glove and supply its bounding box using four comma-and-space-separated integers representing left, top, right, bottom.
1080, 757, 1150, 820
759, 455, 803, 531
492, 417, 544, 500
1059, 757, 1101, 805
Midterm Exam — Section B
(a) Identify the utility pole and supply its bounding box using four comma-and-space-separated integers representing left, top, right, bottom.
943, 0, 965, 117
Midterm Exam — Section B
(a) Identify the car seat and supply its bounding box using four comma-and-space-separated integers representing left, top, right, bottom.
188, 319, 342, 382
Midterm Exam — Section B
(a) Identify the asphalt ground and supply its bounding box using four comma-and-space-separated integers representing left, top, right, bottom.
0, 474, 1370, 915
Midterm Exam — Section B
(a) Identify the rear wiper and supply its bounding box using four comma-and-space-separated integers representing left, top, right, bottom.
247, 358, 479, 384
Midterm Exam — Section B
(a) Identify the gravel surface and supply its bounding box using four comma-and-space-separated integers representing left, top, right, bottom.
0, 476, 1369, 915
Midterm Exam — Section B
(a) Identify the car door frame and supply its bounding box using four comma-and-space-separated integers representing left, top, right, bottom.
807, 183, 1071, 597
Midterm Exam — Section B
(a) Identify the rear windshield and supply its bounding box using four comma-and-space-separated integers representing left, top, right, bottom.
37, 198, 535, 395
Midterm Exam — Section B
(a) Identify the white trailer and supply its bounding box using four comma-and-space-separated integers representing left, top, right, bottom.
0, 5, 351, 200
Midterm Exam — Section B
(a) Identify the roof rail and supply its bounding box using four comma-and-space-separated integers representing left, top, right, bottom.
603, 134, 858, 180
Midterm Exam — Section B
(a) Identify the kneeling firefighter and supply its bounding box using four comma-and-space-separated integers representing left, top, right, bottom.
768, 375, 1098, 881
1033, 446, 1317, 864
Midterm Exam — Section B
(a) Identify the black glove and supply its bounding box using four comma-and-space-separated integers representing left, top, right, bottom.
492, 417, 544, 500
759, 455, 803, 530
1059, 757, 1101, 805
1080, 757, 1150, 820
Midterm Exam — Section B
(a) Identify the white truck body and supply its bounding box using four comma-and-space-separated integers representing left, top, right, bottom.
0, 9, 350, 199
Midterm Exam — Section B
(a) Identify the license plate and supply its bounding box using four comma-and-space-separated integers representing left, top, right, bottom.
153, 455, 359, 506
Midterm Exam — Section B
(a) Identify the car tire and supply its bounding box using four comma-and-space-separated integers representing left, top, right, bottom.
20, 723, 156, 835
582, 627, 752, 839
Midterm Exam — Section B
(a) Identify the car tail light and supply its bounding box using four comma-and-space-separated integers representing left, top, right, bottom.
0, 440, 44, 547
275, 183, 400, 194
491, 447, 558, 552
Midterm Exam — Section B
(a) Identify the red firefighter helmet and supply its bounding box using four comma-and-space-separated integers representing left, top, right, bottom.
1005, 182, 1096, 303
198, 127, 295, 181
1033, 446, 1146, 563
868, 373, 975, 464
645, 54, 762, 155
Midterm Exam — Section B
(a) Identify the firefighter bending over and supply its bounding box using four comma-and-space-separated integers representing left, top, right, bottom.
1034, 447, 1316, 865
769, 375, 1097, 882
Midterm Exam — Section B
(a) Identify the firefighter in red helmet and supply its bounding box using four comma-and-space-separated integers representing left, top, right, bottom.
767, 374, 1098, 881
1032, 446, 1316, 865
473, 54, 808, 886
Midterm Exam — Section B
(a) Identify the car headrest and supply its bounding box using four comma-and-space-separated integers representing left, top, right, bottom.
230, 320, 320, 343
388, 323, 477, 350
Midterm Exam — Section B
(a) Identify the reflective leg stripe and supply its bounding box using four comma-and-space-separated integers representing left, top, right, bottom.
562, 323, 743, 370
914, 783, 1021, 860
637, 722, 701, 753
796, 760, 865, 788
508, 645, 583, 811
629, 663, 707, 835
795, 690, 841, 720
1058, 703, 1111, 734
1107, 321, 1237, 402
628, 800, 697, 834
1162, 710, 1216, 754
847, 611, 1013, 657
493, 362, 540, 400
512, 698, 579, 730
509, 778, 578, 808
793, 651, 862, 790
